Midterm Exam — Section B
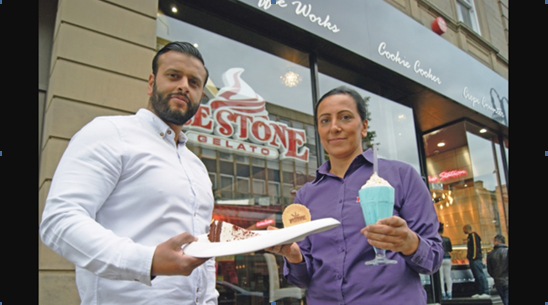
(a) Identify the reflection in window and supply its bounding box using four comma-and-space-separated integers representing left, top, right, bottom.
220, 174, 234, 198
237, 177, 250, 194
219, 152, 233, 161
318, 70, 420, 173
268, 182, 281, 205
157, 11, 314, 304
464, 122, 507, 243
220, 161, 234, 175
253, 179, 266, 195
202, 148, 216, 158
423, 121, 509, 266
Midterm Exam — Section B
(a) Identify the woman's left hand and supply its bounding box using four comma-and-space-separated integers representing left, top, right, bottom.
360, 216, 419, 256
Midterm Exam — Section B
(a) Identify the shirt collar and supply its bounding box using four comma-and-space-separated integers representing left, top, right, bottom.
136, 108, 188, 145
313, 148, 373, 183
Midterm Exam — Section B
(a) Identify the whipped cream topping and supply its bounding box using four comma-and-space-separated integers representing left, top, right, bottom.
361, 173, 392, 188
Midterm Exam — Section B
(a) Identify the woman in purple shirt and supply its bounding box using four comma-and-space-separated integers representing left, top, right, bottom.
267, 86, 443, 304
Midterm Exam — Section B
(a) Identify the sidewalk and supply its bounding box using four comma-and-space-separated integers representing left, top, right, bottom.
432, 295, 503, 305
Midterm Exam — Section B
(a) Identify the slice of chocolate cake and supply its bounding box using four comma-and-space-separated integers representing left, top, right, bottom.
208, 219, 259, 242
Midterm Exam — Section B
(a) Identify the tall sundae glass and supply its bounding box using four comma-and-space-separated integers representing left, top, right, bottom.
359, 145, 397, 265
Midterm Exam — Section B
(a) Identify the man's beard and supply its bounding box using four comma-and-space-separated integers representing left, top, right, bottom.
150, 83, 200, 126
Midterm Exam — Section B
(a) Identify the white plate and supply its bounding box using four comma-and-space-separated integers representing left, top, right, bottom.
182, 218, 340, 258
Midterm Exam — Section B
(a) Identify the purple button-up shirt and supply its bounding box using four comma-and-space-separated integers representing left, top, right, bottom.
283, 149, 443, 305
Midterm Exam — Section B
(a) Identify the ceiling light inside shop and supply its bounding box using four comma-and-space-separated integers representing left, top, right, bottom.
280, 71, 302, 87
437, 142, 445, 147
479, 128, 487, 133
171, 6, 178, 13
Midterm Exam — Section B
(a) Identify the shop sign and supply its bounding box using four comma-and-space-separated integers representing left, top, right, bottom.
256, 218, 275, 228
256, 0, 340, 33
377, 42, 442, 85
184, 68, 310, 162
238, 0, 508, 126
428, 169, 468, 183
462, 87, 507, 124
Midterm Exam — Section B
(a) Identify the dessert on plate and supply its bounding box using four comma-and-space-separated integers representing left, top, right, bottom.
282, 203, 311, 228
208, 219, 260, 242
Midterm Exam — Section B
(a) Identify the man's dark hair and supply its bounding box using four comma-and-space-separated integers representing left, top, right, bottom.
152, 41, 209, 88
494, 234, 506, 244
314, 86, 367, 128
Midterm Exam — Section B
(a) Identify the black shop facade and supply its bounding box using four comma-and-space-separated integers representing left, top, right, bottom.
157, 0, 509, 303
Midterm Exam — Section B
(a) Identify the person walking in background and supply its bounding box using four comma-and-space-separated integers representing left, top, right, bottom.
487, 234, 508, 305
463, 224, 490, 299
439, 223, 453, 300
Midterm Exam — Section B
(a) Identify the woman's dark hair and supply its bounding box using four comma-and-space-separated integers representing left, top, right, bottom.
313, 86, 367, 128
152, 41, 209, 88
438, 222, 444, 234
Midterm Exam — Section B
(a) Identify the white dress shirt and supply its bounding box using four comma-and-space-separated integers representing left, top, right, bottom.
40, 109, 219, 304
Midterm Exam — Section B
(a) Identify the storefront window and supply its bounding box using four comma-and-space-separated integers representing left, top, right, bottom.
317, 67, 421, 173
423, 121, 509, 297
157, 12, 314, 303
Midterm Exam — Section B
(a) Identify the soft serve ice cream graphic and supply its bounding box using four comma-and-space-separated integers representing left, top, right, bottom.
184, 67, 309, 161
209, 68, 269, 118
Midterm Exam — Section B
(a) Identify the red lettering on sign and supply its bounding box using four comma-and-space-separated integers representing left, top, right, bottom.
251, 119, 272, 142
198, 134, 207, 143
215, 109, 233, 137
187, 105, 213, 132
428, 170, 468, 183
234, 113, 253, 140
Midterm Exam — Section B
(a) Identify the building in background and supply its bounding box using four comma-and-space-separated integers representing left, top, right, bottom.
39, 0, 508, 304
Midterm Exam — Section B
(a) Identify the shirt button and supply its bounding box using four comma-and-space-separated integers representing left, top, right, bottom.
196, 298, 199, 302
337, 274, 342, 279
196, 287, 199, 292
159, 132, 164, 137
167, 130, 172, 134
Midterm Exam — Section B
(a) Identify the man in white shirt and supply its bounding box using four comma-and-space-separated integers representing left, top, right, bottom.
40, 42, 218, 304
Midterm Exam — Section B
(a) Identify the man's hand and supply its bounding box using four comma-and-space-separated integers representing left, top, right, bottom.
360, 216, 419, 256
151, 232, 210, 276
264, 226, 303, 264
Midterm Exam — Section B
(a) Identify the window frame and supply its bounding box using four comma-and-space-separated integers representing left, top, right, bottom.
456, 0, 481, 35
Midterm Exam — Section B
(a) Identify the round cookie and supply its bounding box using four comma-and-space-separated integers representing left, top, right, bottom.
282, 203, 311, 227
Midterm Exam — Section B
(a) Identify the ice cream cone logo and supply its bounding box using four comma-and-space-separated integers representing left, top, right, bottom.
183, 68, 310, 162
209, 68, 268, 117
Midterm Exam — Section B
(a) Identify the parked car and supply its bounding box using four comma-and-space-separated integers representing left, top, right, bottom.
216, 280, 265, 305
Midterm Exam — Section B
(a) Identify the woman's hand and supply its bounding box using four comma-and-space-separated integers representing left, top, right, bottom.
360, 216, 419, 256
264, 226, 303, 264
